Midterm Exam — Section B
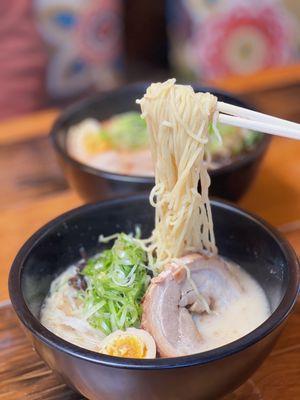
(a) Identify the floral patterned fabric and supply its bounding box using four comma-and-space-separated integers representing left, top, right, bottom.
0, 0, 123, 120
168, 0, 300, 80
34, 0, 123, 98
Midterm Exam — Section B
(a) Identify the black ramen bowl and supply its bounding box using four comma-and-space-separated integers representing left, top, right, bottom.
9, 195, 299, 400
50, 83, 270, 203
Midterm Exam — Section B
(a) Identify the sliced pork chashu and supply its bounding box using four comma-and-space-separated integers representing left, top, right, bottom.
141, 254, 243, 357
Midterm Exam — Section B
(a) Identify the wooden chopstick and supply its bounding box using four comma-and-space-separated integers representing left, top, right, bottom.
218, 113, 300, 140
217, 102, 300, 140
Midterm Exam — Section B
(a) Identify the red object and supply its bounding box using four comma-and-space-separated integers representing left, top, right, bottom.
192, 4, 294, 79
0, 0, 47, 120
77, 0, 122, 63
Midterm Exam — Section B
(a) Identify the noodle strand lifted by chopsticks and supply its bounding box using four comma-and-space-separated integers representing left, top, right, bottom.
137, 79, 218, 272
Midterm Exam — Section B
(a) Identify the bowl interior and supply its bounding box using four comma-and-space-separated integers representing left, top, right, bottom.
20, 197, 291, 324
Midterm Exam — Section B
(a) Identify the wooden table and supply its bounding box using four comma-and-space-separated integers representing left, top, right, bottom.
0, 99, 299, 398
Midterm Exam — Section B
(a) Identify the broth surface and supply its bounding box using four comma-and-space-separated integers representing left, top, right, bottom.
194, 261, 270, 352
66, 114, 260, 176
41, 258, 270, 355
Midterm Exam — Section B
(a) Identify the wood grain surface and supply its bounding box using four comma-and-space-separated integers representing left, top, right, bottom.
0, 304, 82, 400
0, 300, 299, 399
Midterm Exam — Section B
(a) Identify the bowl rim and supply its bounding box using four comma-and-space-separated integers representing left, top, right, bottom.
49, 82, 271, 184
9, 195, 299, 370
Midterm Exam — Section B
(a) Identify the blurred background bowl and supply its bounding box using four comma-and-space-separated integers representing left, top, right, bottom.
50, 83, 270, 203
9, 195, 299, 400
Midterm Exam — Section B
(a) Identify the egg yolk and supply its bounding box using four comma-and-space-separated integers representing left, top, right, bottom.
103, 335, 146, 358
84, 133, 108, 154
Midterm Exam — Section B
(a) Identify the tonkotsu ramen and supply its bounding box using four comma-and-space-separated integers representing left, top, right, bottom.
67, 112, 261, 176
41, 79, 270, 359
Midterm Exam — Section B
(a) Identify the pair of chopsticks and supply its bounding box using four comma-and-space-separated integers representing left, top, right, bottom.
217, 102, 300, 140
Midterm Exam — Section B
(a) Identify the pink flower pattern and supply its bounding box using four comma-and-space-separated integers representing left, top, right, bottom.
179, 1, 297, 79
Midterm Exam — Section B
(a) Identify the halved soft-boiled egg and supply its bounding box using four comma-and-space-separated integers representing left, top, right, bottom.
99, 328, 156, 358
67, 119, 108, 158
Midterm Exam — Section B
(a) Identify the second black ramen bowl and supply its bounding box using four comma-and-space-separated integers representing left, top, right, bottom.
50, 83, 270, 203
9, 195, 299, 400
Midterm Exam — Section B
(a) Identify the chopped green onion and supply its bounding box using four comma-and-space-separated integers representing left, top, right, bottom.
81, 233, 150, 335
106, 112, 148, 150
